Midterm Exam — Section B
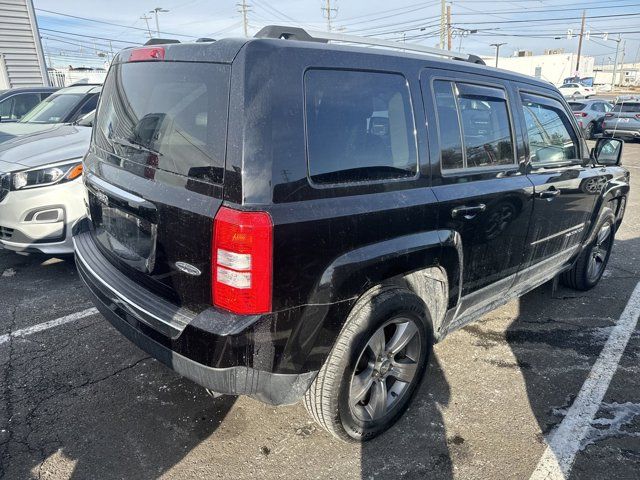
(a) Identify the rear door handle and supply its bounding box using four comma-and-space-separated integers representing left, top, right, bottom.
451, 204, 486, 220
538, 189, 561, 200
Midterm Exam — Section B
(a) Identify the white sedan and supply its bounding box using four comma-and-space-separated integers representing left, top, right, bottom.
559, 83, 595, 99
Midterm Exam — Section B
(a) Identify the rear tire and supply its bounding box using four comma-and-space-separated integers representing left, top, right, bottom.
561, 209, 615, 290
584, 122, 595, 140
304, 287, 432, 442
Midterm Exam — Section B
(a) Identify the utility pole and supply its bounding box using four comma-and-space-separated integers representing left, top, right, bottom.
439, 0, 446, 49
491, 43, 506, 68
321, 0, 338, 32
140, 14, 153, 39
575, 10, 586, 73
149, 7, 169, 37
237, 1, 250, 37
612, 35, 622, 90
446, 5, 452, 50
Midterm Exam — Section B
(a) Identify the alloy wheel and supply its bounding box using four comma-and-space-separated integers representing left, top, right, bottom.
349, 318, 422, 422
586, 223, 612, 282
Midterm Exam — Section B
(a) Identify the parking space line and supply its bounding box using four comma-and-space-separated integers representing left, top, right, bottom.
529, 281, 640, 480
0, 307, 99, 346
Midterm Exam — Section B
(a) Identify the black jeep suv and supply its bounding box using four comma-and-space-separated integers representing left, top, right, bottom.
74, 27, 629, 442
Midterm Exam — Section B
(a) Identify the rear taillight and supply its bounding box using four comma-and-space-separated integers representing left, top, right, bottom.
213, 206, 273, 314
574, 112, 588, 117
129, 46, 165, 62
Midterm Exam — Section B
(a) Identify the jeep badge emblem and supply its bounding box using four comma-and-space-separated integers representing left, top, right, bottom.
175, 262, 202, 276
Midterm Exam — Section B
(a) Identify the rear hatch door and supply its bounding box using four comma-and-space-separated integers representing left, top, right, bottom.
85, 57, 230, 311
607, 102, 640, 131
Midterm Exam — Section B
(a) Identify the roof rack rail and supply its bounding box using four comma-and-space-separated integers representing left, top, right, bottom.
254, 25, 486, 65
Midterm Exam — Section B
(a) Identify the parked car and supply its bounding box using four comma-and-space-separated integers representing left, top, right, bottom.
73, 28, 629, 443
0, 84, 100, 143
602, 101, 640, 141
0, 87, 58, 123
0, 111, 93, 254
558, 82, 594, 99
563, 76, 594, 87
568, 99, 613, 139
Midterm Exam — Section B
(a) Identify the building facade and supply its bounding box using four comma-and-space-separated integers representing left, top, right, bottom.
483, 52, 595, 86
0, 0, 49, 89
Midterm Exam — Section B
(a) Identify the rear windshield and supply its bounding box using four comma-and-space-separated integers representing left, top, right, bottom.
568, 102, 586, 111
94, 62, 229, 184
612, 103, 640, 113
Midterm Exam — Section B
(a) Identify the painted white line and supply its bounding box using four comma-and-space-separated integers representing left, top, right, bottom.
530, 281, 640, 480
0, 307, 99, 346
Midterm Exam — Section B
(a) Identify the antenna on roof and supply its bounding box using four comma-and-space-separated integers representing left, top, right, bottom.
254, 25, 486, 65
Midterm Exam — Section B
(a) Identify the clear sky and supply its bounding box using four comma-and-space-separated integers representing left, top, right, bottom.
33, 0, 640, 69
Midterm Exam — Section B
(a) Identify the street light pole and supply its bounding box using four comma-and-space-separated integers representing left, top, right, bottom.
491, 43, 506, 68
150, 7, 169, 38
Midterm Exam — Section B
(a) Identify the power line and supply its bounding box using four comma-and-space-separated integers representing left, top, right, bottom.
338, 2, 440, 28
252, 0, 300, 24
454, 11, 640, 25
35, 8, 199, 38
39, 28, 139, 45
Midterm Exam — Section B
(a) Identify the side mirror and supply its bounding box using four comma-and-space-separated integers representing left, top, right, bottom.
591, 137, 623, 166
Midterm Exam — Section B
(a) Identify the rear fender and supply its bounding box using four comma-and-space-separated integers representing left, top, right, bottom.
582, 172, 629, 248
279, 230, 462, 371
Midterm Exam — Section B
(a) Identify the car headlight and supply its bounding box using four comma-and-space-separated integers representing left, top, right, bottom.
12, 161, 83, 190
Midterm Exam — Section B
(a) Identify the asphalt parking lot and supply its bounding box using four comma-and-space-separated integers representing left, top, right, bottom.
0, 143, 638, 480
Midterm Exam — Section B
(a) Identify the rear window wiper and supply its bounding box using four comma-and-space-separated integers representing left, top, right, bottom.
110, 136, 163, 156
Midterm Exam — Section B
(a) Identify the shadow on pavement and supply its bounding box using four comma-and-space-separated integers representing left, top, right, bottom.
360, 355, 453, 479
0, 249, 238, 479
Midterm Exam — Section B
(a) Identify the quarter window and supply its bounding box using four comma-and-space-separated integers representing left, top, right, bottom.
304, 69, 417, 184
522, 96, 578, 164
433, 80, 515, 170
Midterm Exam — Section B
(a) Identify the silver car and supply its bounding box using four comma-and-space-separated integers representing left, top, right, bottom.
568, 99, 613, 139
602, 101, 640, 141
0, 112, 93, 255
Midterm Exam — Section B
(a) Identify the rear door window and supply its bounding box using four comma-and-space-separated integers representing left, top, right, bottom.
433, 80, 515, 171
304, 69, 418, 184
95, 62, 230, 184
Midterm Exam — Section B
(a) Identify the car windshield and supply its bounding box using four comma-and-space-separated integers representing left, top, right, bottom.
19, 92, 85, 124
612, 103, 640, 113
569, 103, 586, 111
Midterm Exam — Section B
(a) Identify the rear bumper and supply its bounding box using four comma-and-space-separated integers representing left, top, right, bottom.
73, 219, 316, 405
603, 129, 640, 138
